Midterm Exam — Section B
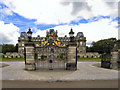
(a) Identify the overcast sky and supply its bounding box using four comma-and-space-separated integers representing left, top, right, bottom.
0, 0, 119, 46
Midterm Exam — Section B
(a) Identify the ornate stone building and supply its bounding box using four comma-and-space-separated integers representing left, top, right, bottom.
3, 28, 100, 59
18, 28, 86, 56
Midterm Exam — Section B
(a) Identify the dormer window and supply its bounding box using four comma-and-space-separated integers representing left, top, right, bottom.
76, 32, 84, 38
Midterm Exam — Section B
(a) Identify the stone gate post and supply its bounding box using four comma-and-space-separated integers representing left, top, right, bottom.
66, 42, 77, 70
111, 52, 118, 70
118, 49, 120, 69
24, 43, 36, 70
111, 41, 120, 70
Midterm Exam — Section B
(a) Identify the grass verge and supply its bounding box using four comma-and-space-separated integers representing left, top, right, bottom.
1, 58, 101, 62
1, 58, 24, 62
77, 58, 101, 62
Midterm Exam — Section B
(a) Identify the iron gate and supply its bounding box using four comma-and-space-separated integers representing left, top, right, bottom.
36, 59, 66, 70
34, 31, 68, 70
35, 48, 67, 70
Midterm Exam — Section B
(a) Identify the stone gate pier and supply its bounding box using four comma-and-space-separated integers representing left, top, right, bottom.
111, 40, 120, 70
24, 43, 36, 70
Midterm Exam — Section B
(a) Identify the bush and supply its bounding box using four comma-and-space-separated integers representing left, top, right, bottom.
77, 56, 80, 58
2, 55, 4, 58
41, 55, 47, 59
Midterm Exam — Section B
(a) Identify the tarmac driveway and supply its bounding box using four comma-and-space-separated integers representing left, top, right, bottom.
1, 62, 118, 81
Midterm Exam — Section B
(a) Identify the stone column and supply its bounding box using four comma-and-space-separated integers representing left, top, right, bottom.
111, 51, 118, 70
118, 49, 120, 70
24, 43, 36, 70
66, 42, 77, 70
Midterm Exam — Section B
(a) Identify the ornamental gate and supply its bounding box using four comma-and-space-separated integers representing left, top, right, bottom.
35, 47, 67, 70
34, 34, 67, 70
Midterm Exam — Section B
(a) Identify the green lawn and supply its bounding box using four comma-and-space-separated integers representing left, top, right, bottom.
1, 57, 101, 62
1, 58, 24, 62
77, 58, 101, 62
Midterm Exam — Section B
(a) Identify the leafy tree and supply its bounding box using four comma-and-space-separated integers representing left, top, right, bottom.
14, 44, 18, 52
2, 44, 18, 54
86, 38, 117, 54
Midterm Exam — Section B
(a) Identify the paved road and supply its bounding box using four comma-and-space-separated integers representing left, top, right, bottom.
2, 80, 118, 88
1, 62, 118, 81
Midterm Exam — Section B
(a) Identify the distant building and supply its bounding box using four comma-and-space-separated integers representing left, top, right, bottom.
18, 28, 86, 56
3, 28, 100, 58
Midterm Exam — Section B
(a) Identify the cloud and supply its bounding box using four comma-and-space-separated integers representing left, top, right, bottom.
32, 29, 46, 37
70, 2, 91, 16
0, 0, 118, 45
0, 21, 20, 44
61, 0, 118, 18
33, 18, 118, 46
2, 0, 74, 24
1, 0, 118, 24
118, 2, 120, 17
0, 7, 13, 15
61, 1, 92, 16
0, 2, 13, 16
55, 18, 118, 41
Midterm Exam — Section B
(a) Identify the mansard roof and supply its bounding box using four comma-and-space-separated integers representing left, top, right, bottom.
76, 32, 84, 37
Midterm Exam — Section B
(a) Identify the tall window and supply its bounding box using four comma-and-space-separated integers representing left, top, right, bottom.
27, 55, 32, 59
77, 42, 79, 46
22, 42, 24, 46
80, 42, 82, 46
22, 48, 24, 52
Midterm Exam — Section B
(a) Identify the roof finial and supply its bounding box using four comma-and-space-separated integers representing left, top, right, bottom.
28, 27, 31, 31
27, 27, 32, 34
69, 27, 74, 34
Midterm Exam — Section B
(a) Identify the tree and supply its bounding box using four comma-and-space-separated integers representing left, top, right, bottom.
14, 43, 18, 52
2, 44, 18, 54
86, 38, 117, 54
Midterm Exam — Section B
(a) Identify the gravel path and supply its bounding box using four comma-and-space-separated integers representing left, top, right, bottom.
1, 62, 118, 81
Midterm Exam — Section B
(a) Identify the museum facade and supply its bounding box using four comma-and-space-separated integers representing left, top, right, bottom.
18, 28, 86, 57
3, 28, 100, 59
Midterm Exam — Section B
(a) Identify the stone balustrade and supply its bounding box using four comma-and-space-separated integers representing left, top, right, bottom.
3, 52, 24, 58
